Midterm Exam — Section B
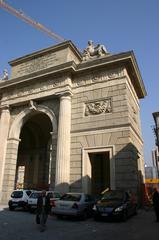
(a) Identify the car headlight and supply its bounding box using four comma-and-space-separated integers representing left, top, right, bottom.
93, 205, 97, 211
114, 206, 124, 212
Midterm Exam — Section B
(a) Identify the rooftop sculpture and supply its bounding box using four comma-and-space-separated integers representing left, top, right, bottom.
2, 69, 9, 80
82, 40, 109, 61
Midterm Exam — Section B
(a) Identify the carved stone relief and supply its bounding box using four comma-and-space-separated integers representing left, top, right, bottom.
75, 67, 125, 87
1, 76, 64, 102
85, 98, 112, 116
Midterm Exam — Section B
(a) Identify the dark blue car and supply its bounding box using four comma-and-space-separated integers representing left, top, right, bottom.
93, 190, 137, 221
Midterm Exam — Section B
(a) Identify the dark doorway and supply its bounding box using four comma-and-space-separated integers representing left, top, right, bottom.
89, 152, 110, 195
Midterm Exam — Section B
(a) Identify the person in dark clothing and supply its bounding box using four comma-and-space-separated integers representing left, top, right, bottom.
152, 187, 159, 222
36, 190, 51, 232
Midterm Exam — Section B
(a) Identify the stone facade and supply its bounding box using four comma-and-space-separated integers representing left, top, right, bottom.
0, 40, 146, 203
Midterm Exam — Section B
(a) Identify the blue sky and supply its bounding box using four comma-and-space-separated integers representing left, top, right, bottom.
0, 0, 159, 165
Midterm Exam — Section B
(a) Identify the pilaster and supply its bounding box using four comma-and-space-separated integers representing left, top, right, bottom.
0, 105, 11, 202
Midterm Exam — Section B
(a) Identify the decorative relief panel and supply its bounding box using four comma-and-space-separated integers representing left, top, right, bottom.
75, 67, 125, 87
85, 98, 112, 116
2, 76, 64, 101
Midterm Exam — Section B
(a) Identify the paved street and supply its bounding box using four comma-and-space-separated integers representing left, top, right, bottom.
0, 205, 158, 240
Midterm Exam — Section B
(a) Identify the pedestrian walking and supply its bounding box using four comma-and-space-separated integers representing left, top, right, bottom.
36, 190, 51, 232
152, 187, 159, 222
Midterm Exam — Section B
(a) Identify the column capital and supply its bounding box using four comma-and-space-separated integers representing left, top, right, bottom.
0, 105, 10, 113
8, 138, 21, 143
55, 88, 73, 99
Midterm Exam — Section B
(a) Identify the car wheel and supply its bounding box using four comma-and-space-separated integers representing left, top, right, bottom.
122, 210, 127, 221
29, 208, 35, 213
9, 206, 15, 211
81, 210, 88, 220
134, 206, 138, 215
23, 206, 27, 211
94, 215, 100, 221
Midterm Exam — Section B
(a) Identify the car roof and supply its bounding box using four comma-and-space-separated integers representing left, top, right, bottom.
46, 191, 60, 193
64, 192, 84, 195
12, 189, 32, 192
30, 191, 42, 193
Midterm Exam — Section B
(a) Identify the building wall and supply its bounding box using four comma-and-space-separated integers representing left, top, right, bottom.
0, 42, 146, 203
70, 67, 144, 195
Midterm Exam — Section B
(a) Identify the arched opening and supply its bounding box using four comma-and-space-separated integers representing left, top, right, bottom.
15, 112, 53, 190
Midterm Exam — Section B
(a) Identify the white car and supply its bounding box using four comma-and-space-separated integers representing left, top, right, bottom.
8, 189, 32, 211
27, 190, 62, 212
52, 192, 95, 219
27, 191, 42, 212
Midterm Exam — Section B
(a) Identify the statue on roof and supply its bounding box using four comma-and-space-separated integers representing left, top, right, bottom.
82, 40, 108, 61
2, 69, 9, 80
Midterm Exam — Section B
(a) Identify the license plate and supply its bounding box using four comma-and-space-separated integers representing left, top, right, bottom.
101, 213, 108, 217
12, 203, 18, 206
60, 204, 67, 208
32, 206, 37, 208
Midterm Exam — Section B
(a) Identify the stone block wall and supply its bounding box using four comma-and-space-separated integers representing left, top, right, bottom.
70, 68, 144, 195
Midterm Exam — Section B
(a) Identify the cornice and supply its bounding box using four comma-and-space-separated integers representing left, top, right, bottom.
0, 50, 147, 99
0, 61, 77, 90
77, 51, 147, 98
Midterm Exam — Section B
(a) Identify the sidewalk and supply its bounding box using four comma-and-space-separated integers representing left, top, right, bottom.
0, 205, 8, 211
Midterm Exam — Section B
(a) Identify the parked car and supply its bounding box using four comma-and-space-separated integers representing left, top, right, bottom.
27, 190, 62, 212
46, 191, 62, 207
93, 190, 137, 221
52, 192, 95, 220
8, 189, 32, 211
27, 191, 42, 212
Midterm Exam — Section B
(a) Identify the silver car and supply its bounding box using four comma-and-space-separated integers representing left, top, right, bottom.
52, 192, 95, 219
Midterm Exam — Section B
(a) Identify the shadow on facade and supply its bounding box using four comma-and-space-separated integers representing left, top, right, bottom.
0, 143, 145, 207
62, 142, 145, 206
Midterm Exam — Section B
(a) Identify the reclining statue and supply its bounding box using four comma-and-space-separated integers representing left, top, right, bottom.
83, 40, 108, 60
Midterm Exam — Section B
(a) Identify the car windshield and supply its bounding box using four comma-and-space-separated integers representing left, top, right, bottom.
54, 192, 62, 198
11, 191, 23, 198
47, 192, 53, 198
30, 192, 41, 199
26, 190, 32, 196
101, 191, 124, 201
60, 194, 81, 201
47, 192, 61, 198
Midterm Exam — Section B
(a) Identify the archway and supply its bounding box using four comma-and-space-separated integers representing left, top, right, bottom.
16, 112, 53, 190
2, 104, 58, 197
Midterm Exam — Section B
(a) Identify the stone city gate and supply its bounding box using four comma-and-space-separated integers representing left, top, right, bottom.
0, 40, 146, 203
